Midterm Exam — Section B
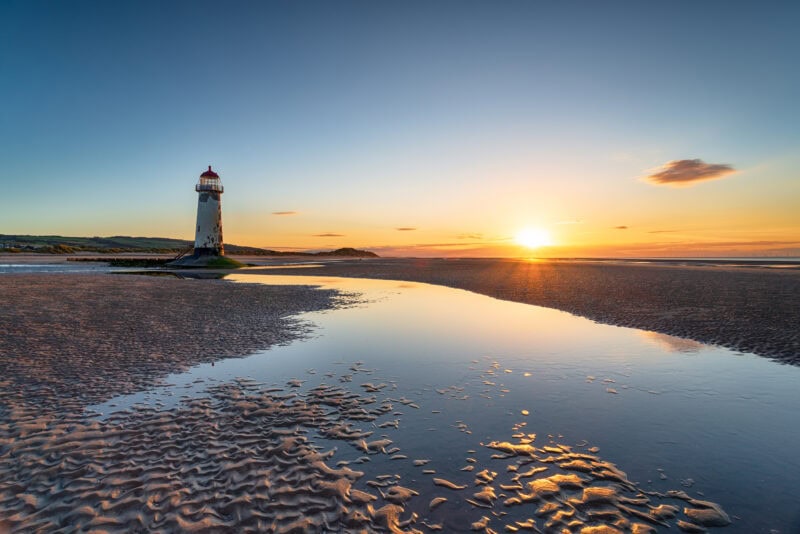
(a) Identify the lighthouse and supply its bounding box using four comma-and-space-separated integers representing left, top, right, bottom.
193, 165, 224, 256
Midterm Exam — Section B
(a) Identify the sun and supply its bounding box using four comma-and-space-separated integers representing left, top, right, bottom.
515, 227, 553, 249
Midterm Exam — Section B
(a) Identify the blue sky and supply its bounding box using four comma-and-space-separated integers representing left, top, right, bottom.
2, 1, 798, 256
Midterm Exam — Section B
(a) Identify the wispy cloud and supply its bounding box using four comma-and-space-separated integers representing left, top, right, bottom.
365, 241, 515, 258
648, 229, 679, 234
272, 211, 297, 216
312, 233, 344, 237
454, 233, 515, 243
614, 226, 628, 230
670, 239, 800, 249
644, 159, 735, 186
395, 227, 417, 231
370, 241, 492, 251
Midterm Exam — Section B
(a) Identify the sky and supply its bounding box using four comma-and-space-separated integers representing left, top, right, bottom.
1, 0, 799, 257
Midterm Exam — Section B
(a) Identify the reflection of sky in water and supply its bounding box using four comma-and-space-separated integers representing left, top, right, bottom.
91, 275, 800, 533
638, 331, 706, 353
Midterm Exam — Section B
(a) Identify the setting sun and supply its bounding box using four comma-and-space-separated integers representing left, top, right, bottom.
515, 228, 553, 249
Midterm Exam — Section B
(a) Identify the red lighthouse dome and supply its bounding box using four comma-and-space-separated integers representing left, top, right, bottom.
200, 165, 219, 178
196, 165, 223, 193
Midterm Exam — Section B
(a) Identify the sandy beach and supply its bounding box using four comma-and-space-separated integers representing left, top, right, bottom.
0, 267, 749, 532
0, 273, 339, 410
247, 258, 800, 364
0, 273, 399, 532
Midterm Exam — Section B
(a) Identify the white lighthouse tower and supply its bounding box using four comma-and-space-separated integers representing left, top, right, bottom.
193, 165, 224, 256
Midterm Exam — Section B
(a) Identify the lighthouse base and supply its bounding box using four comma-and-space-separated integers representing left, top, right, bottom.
192, 246, 224, 257
166, 254, 244, 269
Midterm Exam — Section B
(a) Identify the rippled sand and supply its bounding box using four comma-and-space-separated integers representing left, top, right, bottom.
0, 379, 415, 532
1, 365, 733, 532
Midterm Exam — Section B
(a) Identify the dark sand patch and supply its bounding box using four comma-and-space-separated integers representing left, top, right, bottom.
0, 273, 338, 409
246, 258, 800, 363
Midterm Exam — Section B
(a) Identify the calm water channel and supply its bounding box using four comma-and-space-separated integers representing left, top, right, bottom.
91, 274, 800, 533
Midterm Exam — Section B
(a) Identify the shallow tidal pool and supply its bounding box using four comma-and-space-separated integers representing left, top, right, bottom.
91, 274, 800, 533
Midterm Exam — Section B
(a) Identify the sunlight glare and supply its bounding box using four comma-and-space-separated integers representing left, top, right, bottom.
515, 227, 553, 249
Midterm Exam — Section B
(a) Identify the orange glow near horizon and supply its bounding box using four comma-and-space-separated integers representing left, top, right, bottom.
221, 225, 800, 259
514, 228, 553, 250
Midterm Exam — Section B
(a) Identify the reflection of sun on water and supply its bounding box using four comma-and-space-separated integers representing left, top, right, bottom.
515, 227, 553, 249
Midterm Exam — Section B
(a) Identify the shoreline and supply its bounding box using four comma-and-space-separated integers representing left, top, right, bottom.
2, 255, 798, 364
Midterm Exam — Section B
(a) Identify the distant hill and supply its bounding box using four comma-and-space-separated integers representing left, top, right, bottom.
0, 235, 378, 258
0, 235, 190, 254
226, 245, 379, 258
318, 247, 379, 258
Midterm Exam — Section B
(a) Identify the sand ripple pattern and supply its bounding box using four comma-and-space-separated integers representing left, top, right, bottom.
458, 433, 732, 532
0, 372, 733, 533
0, 380, 419, 533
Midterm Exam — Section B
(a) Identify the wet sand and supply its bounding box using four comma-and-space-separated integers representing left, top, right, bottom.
247, 258, 800, 364
0, 375, 733, 533
0, 271, 738, 532
0, 273, 339, 409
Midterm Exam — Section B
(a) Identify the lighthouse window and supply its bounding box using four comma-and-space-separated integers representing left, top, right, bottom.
197, 225, 200, 232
